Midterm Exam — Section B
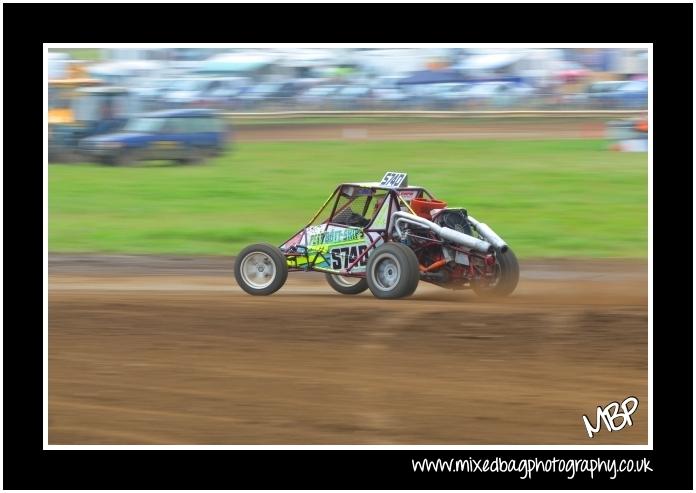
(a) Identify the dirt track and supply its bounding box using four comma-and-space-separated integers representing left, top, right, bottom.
48, 254, 648, 445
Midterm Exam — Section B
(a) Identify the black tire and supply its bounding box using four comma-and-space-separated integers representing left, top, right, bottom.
471, 247, 520, 297
325, 273, 368, 295
234, 243, 288, 296
111, 149, 137, 166
179, 147, 205, 165
211, 144, 228, 157
366, 242, 420, 299
49, 149, 82, 164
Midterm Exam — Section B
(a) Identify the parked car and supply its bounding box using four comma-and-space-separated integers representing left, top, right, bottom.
79, 109, 230, 165
49, 86, 136, 162
611, 80, 648, 108
582, 80, 647, 109
370, 75, 404, 89
562, 81, 613, 108
295, 85, 342, 108
371, 87, 411, 108
330, 85, 374, 109
161, 77, 249, 108
236, 82, 301, 108
457, 81, 536, 109
428, 83, 473, 109
401, 82, 489, 109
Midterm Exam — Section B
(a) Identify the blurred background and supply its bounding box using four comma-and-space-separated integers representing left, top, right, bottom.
48, 47, 649, 446
47, 47, 648, 258
48, 47, 648, 113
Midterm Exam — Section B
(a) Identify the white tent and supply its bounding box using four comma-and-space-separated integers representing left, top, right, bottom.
455, 53, 525, 71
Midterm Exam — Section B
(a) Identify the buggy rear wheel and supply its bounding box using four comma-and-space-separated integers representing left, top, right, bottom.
471, 247, 519, 297
234, 243, 288, 295
325, 273, 368, 295
366, 242, 420, 299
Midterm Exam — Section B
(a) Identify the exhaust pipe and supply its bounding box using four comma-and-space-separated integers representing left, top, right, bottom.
391, 212, 493, 254
467, 216, 508, 253
437, 225, 494, 254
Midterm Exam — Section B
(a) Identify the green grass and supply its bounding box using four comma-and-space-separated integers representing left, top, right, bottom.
49, 139, 647, 258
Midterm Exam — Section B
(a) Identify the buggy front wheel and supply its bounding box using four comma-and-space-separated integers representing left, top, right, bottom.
234, 243, 288, 295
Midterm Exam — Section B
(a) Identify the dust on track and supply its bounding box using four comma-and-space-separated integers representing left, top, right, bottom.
48, 254, 648, 445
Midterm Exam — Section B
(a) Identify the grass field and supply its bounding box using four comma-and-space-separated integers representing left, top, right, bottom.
48, 139, 647, 258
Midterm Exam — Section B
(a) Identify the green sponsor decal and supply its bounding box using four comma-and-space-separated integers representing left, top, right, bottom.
309, 228, 363, 246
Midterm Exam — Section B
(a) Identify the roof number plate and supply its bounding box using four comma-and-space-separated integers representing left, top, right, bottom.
379, 172, 408, 188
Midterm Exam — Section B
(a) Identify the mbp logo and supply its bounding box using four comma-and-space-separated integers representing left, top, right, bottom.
582, 396, 639, 438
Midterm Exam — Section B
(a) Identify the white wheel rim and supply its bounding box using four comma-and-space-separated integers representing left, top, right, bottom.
371, 253, 401, 291
332, 274, 363, 287
240, 252, 276, 289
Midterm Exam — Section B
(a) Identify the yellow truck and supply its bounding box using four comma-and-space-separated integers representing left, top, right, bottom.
48, 78, 102, 124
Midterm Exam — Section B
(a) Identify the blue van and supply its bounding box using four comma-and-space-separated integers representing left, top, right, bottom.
79, 109, 230, 165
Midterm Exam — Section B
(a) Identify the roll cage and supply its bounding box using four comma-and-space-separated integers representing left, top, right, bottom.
280, 183, 435, 274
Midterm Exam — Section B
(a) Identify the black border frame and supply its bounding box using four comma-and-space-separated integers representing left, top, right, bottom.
3, 2, 693, 489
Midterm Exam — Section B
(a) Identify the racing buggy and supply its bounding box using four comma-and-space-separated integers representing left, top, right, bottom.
234, 172, 519, 299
